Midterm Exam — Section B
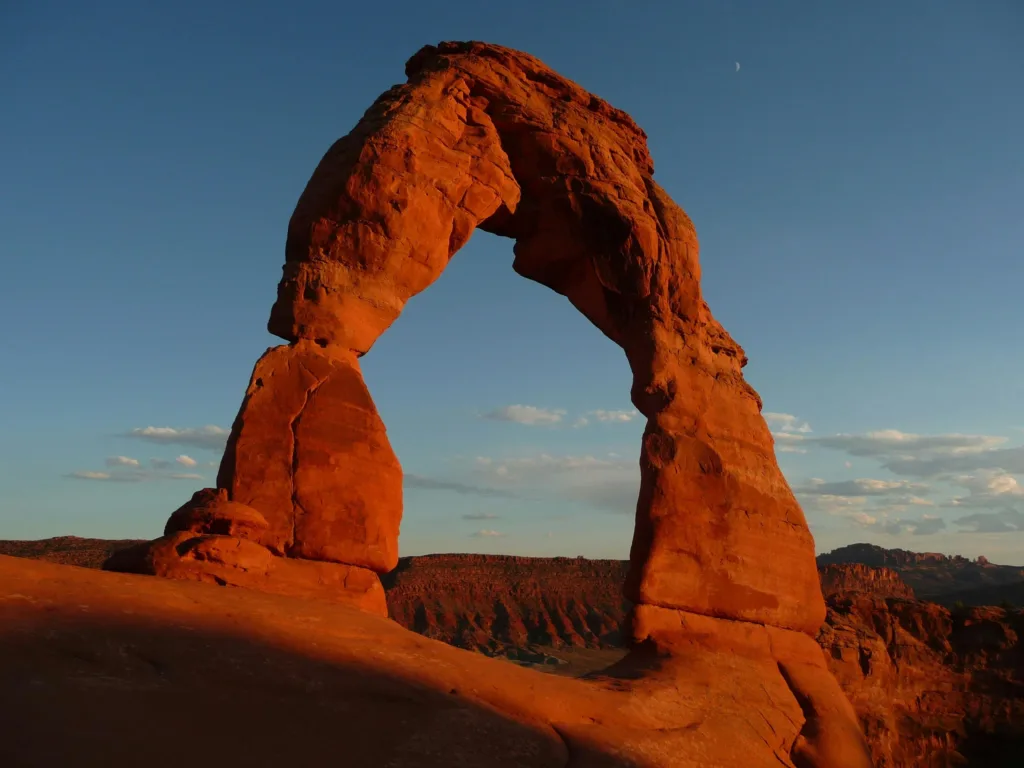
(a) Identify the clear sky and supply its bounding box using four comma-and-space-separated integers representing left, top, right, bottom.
2, 1, 1022, 563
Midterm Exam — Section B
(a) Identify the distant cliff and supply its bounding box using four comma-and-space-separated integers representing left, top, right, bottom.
818, 543, 1024, 602
819, 563, 915, 599
382, 554, 630, 653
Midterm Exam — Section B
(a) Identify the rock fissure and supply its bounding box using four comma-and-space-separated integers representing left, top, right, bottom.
287, 363, 327, 555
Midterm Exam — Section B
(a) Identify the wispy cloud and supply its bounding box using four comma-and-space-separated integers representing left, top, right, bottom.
481, 405, 565, 426
105, 456, 140, 468
66, 468, 203, 483
462, 512, 501, 520
589, 409, 639, 423
797, 478, 929, 497
471, 529, 506, 538
853, 512, 947, 536
122, 425, 229, 450
67, 471, 116, 481
175, 455, 198, 467
764, 412, 813, 434
954, 509, 1024, 534
403, 473, 519, 499
473, 453, 639, 514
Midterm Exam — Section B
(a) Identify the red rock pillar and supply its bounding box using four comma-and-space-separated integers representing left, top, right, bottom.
217, 341, 402, 572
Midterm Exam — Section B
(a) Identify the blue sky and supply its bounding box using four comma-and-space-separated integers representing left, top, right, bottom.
1, 1, 1022, 562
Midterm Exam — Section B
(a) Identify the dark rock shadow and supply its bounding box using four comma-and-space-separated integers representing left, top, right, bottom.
0, 604, 644, 768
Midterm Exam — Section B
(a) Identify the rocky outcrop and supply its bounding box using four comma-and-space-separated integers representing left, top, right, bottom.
383, 554, 630, 652
110, 40, 827, 638
11, 536, 1024, 764
105, 489, 386, 614
819, 563, 915, 600
98, 41, 868, 765
819, 594, 1024, 767
819, 544, 1024, 602
0, 555, 862, 768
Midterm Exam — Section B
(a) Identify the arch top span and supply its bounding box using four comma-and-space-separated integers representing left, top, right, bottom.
115, 41, 827, 637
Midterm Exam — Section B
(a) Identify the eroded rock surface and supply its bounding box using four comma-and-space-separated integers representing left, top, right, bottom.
255, 39, 825, 633
1, 556, 863, 768
106, 489, 386, 615
97, 41, 867, 765
383, 554, 631, 652
819, 563, 915, 600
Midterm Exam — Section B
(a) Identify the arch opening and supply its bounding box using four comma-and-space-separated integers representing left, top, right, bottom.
111, 41, 826, 640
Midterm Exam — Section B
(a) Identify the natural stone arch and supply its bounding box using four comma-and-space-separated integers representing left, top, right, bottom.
104, 43, 875, 765
113, 41, 824, 637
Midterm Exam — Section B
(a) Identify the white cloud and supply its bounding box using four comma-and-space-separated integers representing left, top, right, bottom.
886, 445, 1024, 477
589, 409, 639, 423
169, 473, 203, 481
124, 425, 229, 450
847, 508, 947, 536
764, 412, 813, 434
68, 471, 114, 481
946, 470, 1024, 510
105, 456, 139, 468
573, 417, 590, 428
776, 439, 808, 454
814, 430, 1006, 460
482, 405, 566, 426
175, 455, 198, 468
797, 478, 929, 497
471, 529, 506, 538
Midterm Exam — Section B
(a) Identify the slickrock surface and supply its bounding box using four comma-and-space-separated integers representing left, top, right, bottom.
0, 555, 867, 768
7, 539, 1023, 764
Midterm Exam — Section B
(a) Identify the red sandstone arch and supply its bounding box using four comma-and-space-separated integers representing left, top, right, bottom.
114, 41, 825, 637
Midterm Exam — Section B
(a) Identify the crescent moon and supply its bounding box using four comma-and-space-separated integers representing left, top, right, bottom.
735, 62, 741, 72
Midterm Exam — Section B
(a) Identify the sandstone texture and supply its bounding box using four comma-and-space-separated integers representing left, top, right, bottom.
109, 40, 826, 631
820, 590, 1024, 766
93, 40, 870, 764
250, 39, 825, 634
13, 539, 1024, 763
105, 489, 386, 615
0, 556, 867, 768
819, 563, 915, 600
383, 554, 631, 653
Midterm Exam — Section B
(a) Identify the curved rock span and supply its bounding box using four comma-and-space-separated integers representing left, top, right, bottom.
107, 41, 870, 766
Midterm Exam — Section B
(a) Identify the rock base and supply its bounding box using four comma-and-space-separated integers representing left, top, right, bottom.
105, 488, 387, 616
628, 604, 872, 767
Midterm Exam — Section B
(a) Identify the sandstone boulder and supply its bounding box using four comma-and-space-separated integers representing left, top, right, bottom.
164, 488, 269, 540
